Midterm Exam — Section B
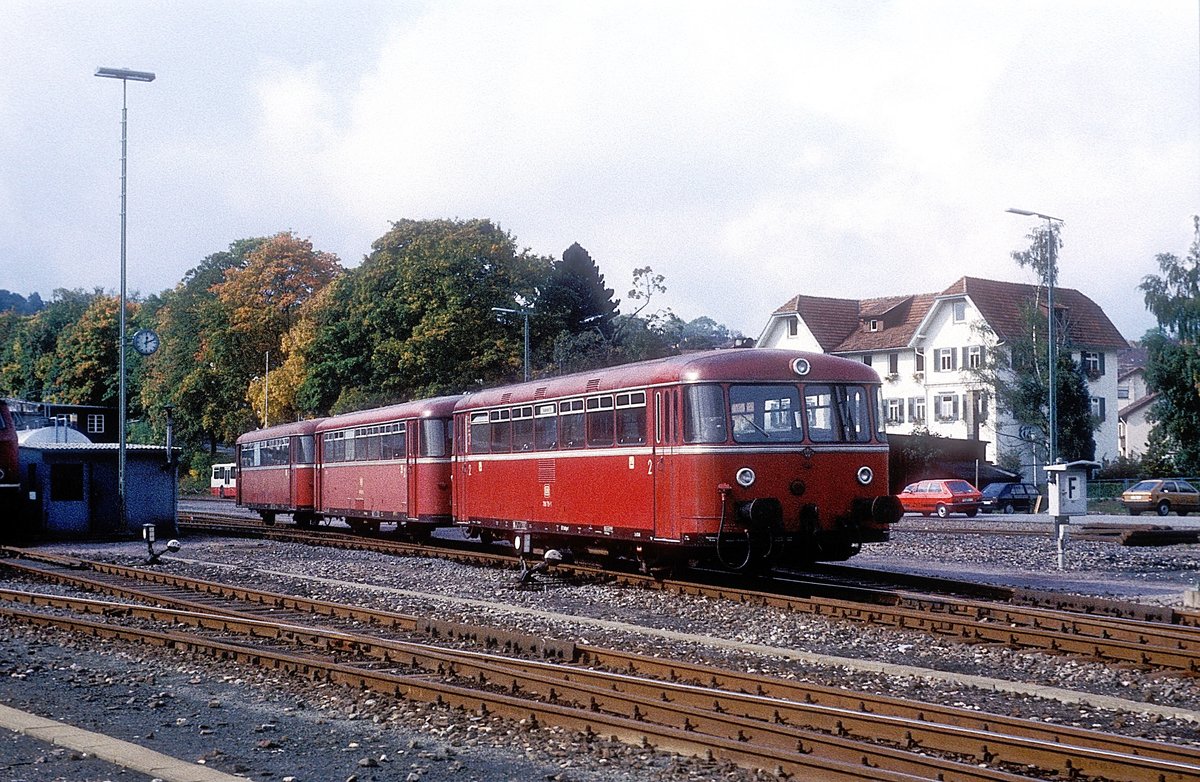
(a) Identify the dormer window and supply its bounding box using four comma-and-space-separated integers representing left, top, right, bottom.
868, 319, 880, 332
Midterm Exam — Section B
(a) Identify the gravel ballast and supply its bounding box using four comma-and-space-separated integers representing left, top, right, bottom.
3, 517, 1200, 781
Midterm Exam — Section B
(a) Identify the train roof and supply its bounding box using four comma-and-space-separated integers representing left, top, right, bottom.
457, 349, 880, 409
314, 394, 464, 433
235, 418, 325, 445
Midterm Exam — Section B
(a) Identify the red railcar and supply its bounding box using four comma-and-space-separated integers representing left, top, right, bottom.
0, 399, 18, 499
313, 396, 458, 534
236, 419, 324, 525
453, 349, 902, 569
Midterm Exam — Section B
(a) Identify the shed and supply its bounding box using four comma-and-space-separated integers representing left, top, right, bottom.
18, 442, 177, 538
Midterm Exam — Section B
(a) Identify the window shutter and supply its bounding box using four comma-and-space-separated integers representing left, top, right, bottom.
907, 398, 914, 422
952, 395, 959, 420
1099, 352, 1106, 376
952, 349, 958, 371
1099, 397, 1106, 421
961, 347, 968, 369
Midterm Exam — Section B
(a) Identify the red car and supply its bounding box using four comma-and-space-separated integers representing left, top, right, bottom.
898, 479, 982, 518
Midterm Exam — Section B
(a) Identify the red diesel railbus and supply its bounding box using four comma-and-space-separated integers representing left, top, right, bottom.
453, 349, 901, 570
313, 396, 458, 534
236, 419, 324, 525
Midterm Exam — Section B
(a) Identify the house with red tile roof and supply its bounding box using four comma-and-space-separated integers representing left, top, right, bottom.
1116, 345, 1155, 459
757, 276, 1129, 478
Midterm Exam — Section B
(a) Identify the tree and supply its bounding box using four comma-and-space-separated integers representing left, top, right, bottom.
0, 289, 100, 400
1137, 216, 1200, 474
298, 219, 541, 413
139, 239, 267, 456
536, 243, 621, 340
41, 294, 125, 406
973, 225, 1096, 465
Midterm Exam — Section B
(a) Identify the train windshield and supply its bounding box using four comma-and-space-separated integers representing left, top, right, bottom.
729, 385, 804, 443
804, 384, 874, 443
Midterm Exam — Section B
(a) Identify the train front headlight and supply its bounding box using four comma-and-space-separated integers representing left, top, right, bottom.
856, 466, 874, 485
735, 467, 756, 488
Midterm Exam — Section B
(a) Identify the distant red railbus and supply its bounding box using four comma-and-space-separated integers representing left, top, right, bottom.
236, 419, 323, 525
313, 396, 458, 534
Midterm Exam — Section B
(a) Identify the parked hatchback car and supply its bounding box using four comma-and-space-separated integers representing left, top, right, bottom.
979, 482, 1041, 514
1120, 479, 1200, 516
898, 479, 982, 518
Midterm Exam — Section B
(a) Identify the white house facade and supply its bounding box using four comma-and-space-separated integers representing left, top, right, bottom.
757, 277, 1128, 481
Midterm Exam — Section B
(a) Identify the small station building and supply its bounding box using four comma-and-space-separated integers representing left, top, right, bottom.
15, 426, 176, 539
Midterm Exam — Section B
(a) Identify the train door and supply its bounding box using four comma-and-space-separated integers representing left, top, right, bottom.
405, 420, 418, 521
652, 388, 681, 540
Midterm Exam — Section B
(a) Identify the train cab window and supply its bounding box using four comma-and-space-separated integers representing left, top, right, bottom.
730, 385, 803, 443
683, 385, 727, 444
420, 418, 451, 457
804, 386, 836, 442
489, 409, 511, 453
469, 412, 490, 454
511, 406, 535, 451
841, 386, 873, 443
534, 404, 558, 450
804, 385, 873, 443
559, 399, 585, 448
616, 392, 647, 445
294, 434, 316, 464
586, 396, 615, 447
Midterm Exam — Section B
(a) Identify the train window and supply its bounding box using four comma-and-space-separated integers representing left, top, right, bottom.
534, 404, 558, 450
683, 385, 727, 444
559, 399, 585, 448
420, 418, 450, 457
841, 386, 873, 443
730, 385, 803, 443
469, 412, 490, 454
511, 406, 534, 452
377, 423, 404, 459
586, 396, 615, 447
616, 392, 646, 445
489, 409, 511, 453
804, 385, 836, 442
295, 435, 315, 464
323, 431, 347, 462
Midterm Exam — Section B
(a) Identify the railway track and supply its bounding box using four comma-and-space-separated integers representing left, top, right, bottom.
2, 547, 1197, 782
177, 512, 1200, 674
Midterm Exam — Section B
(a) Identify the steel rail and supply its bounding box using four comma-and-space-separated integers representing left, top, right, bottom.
0, 601, 1011, 782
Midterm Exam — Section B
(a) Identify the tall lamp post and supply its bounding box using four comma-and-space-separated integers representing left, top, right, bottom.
492, 306, 531, 382
96, 66, 155, 529
1006, 207, 1062, 465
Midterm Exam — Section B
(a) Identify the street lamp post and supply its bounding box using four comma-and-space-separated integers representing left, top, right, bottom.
492, 307, 531, 382
1006, 207, 1063, 465
96, 66, 155, 529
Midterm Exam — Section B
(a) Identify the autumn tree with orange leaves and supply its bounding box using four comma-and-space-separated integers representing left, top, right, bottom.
210, 232, 341, 429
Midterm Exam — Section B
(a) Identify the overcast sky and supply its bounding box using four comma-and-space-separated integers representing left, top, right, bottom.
1, 1, 1196, 342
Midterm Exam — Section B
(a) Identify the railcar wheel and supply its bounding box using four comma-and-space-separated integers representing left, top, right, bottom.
935, 504, 949, 519
259, 511, 276, 526
1158, 500, 1171, 517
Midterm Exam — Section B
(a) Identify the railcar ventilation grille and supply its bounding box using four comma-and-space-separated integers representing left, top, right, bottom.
534, 387, 548, 399
585, 379, 601, 392
501, 392, 512, 403
537, 459, 556, 483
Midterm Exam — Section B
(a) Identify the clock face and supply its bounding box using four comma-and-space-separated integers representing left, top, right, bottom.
133, 328, 160, 356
